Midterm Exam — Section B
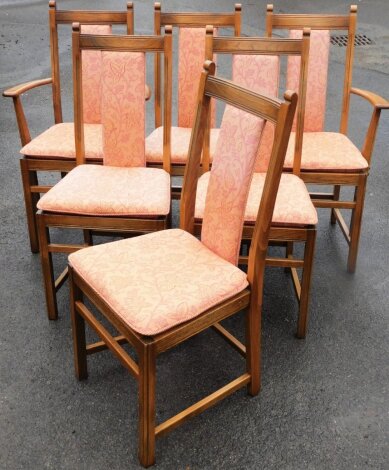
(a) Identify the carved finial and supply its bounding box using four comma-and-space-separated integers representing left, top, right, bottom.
127, 2, 133, 11
267, 4, 274, 13
234, 4, 242, 12
302, 27, 311, 37
72, 22, 80, 33
49, 0, 56, 9
205, 25, 214, 35
350, 5, 358, 13
164, 25, 172, 35
154, 2, 161, 11
203, 60, 216, 75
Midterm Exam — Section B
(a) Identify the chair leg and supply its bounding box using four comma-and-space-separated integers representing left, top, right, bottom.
347, 176, 367, 273
138, 343, 156, 467
246, 301, 261, 396
83, 230, 93, 246
69, 269, 88, 380
330, 185, 341, 224
20, 159, 40, 253
296, 230, 316, 339
37, 214, 58, 320
284, 241, 293, 272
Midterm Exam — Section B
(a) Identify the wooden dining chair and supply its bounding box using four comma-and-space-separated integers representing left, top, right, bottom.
36, 25, 173, 321
194, 28, 317, 338
2, 1, 137, 254
68, 60, 297, 467
146, 2, 242, 180
266, 4, 389, 273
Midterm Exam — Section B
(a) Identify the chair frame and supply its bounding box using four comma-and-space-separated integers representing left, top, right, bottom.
193, 28, 316, 338
266, 4, 389, 273
69, 61, 297, 467
37, 25, 173, 321
3, 1, 135, 254
151, 2, 242, 178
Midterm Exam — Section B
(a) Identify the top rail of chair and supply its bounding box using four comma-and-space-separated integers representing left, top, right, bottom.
204, 75, 283, 123
78, 33, 168, 52
54, 11, 129, 24
210, 35, 307, 55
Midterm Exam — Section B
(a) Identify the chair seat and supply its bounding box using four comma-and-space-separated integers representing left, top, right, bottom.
284, 132, 369, 172
37, 165, 170, 217
196, 172, 318, 226
20, 123, 103, 160
69, 229, 248, 336
145, 126, 220, 164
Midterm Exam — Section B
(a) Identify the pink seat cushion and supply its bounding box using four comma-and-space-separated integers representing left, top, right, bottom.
196, 172, 317, 226
37, 164, 170, 216
69, 229, 248, 336
145, 126, 221, 164
284, 132, 369, 172
20, 123, 103, 160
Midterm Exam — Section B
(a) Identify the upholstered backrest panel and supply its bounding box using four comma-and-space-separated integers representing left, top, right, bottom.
287, 29, 330, 132
101, 51, 146, 167
178, 27, 216, 128
81, 25, 112, 124
201, 104, 265, 265
232, 54, 280, 172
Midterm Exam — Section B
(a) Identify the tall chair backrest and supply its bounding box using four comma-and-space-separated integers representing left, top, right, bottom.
180, 61, 297, 286
72, 25, 172, 173
204, 29, 311, 174
49, 0, 134, 124
153, 2, 241, 129
266, 4, 357, 136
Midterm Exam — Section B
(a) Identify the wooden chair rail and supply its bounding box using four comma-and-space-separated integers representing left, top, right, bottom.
78, 33, 167, 52
3, 78, 52, 97
211, 36, 304, 55
55, 11, 130, 24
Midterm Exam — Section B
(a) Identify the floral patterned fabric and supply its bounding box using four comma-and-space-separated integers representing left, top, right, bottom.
201, 104, 265, 265
101, 51, 145, 167
20, 123, 103, 159
37, 164, 170, 216
287, 30, 330, 132
284, 132, 369, 172
196, 172, 317, 226
145, 126, 221, 164
69, 229, 248, 336
178, 27, 216, 128
81, 25, 112, 124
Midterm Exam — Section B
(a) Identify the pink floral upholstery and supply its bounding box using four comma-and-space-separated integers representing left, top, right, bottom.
101, 51, 145, 167
69, 229, 248, 335
81, 25, 112, 124
287, 30, 330, 132
196, 172, 317, 226
201, 104, 265, 265
178, 27, 216, 128
145, 126, 221, 164
284, 132, 369, 172
37, 165, 170, 216
20, 123, 103, 160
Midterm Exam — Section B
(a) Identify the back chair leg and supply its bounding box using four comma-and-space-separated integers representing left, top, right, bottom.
83, 230, 93, 246
246, 301, 261, 396
347, 176, 367, 273
20, 159, 40, 253
296, 230, 316, 339
37, 214, 58, 320
330, 185, 341, 224
138, 343, 156, 468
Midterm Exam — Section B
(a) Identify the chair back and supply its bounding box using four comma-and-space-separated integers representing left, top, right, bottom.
204, 29, 310, 174
266, 4, 357, 135
153, 2, 241, 129
49, 0, 134, 124
72, 25, 172, 172
180, 61, 297, 272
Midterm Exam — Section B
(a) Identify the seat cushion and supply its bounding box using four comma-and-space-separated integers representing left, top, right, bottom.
196, 172, 318, 227
20, 123, 103, 160
37, 164, 170, 217
145, 126, 220, 164
284, 132, 369, 172
69, 229, 248, 336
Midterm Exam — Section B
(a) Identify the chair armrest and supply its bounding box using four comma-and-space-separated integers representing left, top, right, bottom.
351, 87, 389, 110
3, 77, 52, 98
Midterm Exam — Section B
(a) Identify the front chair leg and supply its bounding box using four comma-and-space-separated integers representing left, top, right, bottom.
246, 302, 261, 396
138, 343, 156, 467
37, 213, 58, 320
20, 159, 40, 253
347, 175, 367, 273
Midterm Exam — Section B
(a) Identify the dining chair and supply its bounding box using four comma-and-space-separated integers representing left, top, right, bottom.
267, 4, 389, 272
36, 24, 173, 321
68, 60, 297, 467
194, 28, 317, 338
3, 1, 137, 254
146, 2, 242, 181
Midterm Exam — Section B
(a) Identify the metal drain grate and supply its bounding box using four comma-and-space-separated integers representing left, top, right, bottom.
331, 34, 374, 47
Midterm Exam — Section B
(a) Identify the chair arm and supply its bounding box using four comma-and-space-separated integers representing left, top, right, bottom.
351, 87, 389, 110
350, 88, 389, 163
3, 77, 52, 98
